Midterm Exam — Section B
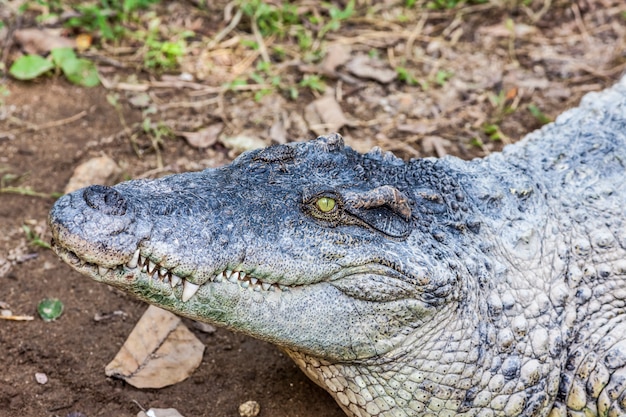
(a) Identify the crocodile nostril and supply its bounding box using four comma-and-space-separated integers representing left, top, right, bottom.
83, 185, 127, 216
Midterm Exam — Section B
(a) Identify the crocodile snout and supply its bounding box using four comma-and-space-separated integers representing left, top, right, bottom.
83, 185, 128, 216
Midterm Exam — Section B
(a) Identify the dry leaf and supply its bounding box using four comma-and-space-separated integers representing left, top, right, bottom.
64, 156, 121, 194
321, 43, 351, 74
178, 124, 223, 149
105, 306, 205, 389
220, 134, 267, 155
304, 96, 348, 136
345, 55, 396, 84
14, 29, 76, 55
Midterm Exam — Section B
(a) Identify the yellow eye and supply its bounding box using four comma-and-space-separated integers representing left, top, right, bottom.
316, 197, 336, 213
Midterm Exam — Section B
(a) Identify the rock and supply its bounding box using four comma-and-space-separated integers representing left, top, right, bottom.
137, 408, 185, 417
34, 373, 48, 384
64, 156, 121, 194
238, 400, 261, 417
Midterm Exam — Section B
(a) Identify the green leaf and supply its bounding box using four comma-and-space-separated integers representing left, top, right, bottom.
9, 55, 54, 80
51, 47, 77, 67
37, 298, 64, 322
62, 58, 100, 87
51, 48, 99, 87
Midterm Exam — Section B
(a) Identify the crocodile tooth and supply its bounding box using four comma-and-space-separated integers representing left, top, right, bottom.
170, 274, 181, 288
249, 277, 258, 285
279, 285, 289, 292
151, 270, 159, 280
98, 265, 108, 276
214, 272, 224, 283
253, 285, 261, 292
126, 249, 140, 269
148, 260, 157, 275
225, 270, 233, 278
182, 280, 200, 302
240, 280, 249, 289
141, 262, 148, 273
261, 282, 271, 291
239, 272, 246, 280
138, 255, 146, 267
232, 271, 241, 281
159, 268, 168, 278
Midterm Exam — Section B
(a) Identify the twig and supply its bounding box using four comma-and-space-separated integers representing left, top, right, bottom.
0, 110, 88, 140
208, 7, 243, 49
0, 314, 35, 321
251, 14, 271, 63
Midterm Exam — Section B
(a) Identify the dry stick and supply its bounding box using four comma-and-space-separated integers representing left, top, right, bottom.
0, 110, 88, 140
571, 3, 591, 48
208, 7, 243, 50
405, 12, 429, 59
251, 16, 271, 63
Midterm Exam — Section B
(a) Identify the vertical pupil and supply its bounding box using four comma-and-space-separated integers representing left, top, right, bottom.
317, 197, 335, 212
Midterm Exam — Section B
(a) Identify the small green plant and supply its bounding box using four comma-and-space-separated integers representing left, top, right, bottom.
9, 47, 99, 87
238, 0, 298, 38
396, 66, 427, 89
66, 0, 160, 40
299, 74, 325, 94
22, 225, 51, 249
426, 0, 488, 9
319, 0, 355, 37
142, 19, 193, 70
482, 123, 510, 142
434, 69, 453, 87
527, 103, 552, 125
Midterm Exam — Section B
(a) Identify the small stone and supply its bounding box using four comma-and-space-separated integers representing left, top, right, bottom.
35, 372, 48, 384
238, 400, 260, 417
137, 408, 185, 417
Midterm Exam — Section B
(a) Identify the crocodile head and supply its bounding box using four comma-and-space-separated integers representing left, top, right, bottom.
49, 133, 480, 364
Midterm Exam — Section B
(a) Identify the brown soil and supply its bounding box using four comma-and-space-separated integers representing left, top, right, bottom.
1, 1, 625, 417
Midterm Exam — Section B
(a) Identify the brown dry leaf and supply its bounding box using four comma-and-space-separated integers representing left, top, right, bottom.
345, 54, 396, 84
304, 96, 348, 136
321, 43, 351, 74
64, 156, 121, 194
178, 123, 223, 149
105, 305, 205, 389
14, 29, 75, 55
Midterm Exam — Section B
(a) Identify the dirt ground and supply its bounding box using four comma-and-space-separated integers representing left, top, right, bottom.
1, 1, 625, 417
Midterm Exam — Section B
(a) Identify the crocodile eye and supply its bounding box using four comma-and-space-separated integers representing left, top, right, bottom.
316, 197, 336, 213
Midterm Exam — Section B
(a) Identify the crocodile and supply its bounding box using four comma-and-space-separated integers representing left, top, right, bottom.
49, 77, 626, 417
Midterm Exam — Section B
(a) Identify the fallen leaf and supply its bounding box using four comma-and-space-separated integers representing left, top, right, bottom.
220, 134, 267, 156
321, 43, 351, 74
345, 54, 396, 84
64, 156, 121, 194
14, 29, 76, 55
178, 124, 223, 149
304, 96, 348, 136
105, 305, 205, 389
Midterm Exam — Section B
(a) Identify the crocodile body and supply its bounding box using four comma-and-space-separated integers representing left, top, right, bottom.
49, 78, 626, 417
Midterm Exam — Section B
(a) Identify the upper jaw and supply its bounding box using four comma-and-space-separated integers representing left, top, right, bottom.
52, 240, 296, 304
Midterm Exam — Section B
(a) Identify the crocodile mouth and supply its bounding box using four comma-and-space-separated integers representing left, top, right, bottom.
52, 241, 291, 303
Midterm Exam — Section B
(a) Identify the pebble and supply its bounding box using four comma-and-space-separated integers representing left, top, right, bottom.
35, 372, 48, 384
238, 400, 261, 417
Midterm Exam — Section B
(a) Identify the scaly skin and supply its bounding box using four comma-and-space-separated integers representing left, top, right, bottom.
49, 77, 626, 417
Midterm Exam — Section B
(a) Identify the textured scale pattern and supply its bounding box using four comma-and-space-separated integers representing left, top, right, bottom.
48, 77, 626, 417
